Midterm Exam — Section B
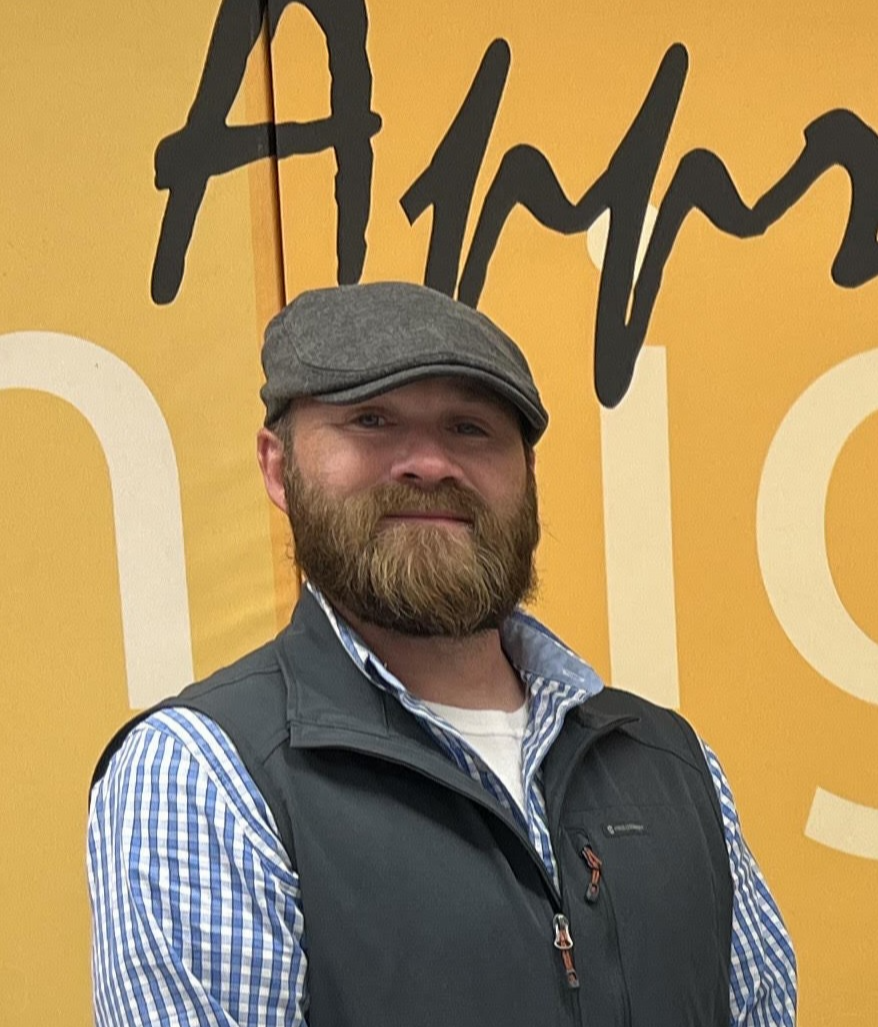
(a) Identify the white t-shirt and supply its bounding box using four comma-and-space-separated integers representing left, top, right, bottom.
422, 699, 528, 813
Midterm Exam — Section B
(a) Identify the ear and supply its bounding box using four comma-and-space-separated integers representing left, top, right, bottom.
256, 428, 288, 513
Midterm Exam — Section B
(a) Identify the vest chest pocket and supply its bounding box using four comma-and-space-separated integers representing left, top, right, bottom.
561, 806, 728, 1026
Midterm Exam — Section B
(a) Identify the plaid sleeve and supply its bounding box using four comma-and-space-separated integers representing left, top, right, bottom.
699, 739, 798, 1027
87, 707, 308, 1026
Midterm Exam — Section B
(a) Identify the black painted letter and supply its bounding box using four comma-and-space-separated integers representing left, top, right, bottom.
151, 0, 380, 304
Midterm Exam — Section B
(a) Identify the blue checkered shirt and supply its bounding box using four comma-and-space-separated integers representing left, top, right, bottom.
88, 585, 797, 1025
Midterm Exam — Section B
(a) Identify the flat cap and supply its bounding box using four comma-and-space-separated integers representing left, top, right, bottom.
260, 281, 548, 444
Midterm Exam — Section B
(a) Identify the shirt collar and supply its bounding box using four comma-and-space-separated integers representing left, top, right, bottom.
304, 581, 604, 705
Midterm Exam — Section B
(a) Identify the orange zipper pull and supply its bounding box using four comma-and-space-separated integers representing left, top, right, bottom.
582, 842, 603, 903
552, 913, 580, 989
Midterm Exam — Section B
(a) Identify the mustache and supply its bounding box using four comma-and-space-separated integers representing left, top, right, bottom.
355, 482, 488, 523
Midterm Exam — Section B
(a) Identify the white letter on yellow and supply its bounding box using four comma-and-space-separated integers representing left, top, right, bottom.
600, 346, 680, 708
0, 332, 193, 709
757, 348, 878, 859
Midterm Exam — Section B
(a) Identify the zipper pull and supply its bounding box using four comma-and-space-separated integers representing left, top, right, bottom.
581, 841, 603, 903
552, 913, 580, 989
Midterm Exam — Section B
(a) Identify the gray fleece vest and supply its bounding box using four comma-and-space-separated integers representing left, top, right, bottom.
94, 589, 733, 1027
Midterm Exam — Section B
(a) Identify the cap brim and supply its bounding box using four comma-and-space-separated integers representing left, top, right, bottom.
311, 364, 547, 444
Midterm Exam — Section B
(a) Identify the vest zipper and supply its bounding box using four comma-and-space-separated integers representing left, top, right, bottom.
582, 840, 603, 902
552, 913, 581, 989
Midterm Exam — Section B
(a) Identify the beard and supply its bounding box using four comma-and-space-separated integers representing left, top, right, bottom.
283, 464, 540, 637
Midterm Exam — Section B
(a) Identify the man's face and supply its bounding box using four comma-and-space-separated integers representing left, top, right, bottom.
281, 377, 540, 637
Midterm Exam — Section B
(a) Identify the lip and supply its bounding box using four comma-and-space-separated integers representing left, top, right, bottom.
382, 512, 472, 526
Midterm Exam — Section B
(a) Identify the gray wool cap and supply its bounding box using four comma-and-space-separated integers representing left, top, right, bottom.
260, 281, 548, 444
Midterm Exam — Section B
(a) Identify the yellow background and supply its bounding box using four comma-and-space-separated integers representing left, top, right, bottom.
1, 1, 876, 1023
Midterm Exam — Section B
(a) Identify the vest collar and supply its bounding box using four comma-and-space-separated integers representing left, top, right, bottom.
276, 588, 636, 779
275, 589, 639, 903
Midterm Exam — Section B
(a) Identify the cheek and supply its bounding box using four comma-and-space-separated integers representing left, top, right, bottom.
298, 444, 386, 495
471, 458, 528, 509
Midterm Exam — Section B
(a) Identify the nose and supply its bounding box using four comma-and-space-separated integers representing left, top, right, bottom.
389, 431, 464, 487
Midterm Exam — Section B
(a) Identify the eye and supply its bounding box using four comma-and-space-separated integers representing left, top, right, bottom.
453, 421, 489, 436
353, 412, 387, 428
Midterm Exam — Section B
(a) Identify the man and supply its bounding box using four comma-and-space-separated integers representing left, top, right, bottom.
88, 282, 797, 1026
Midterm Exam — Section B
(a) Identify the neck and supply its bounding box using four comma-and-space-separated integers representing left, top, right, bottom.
337, 605, 526, 712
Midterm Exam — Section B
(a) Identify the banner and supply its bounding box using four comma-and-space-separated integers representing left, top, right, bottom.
1, 2, 876, 1023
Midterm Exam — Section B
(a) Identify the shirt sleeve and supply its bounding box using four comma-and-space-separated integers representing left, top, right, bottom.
699, 739, 798, 1027
86, 707, 308, 1027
